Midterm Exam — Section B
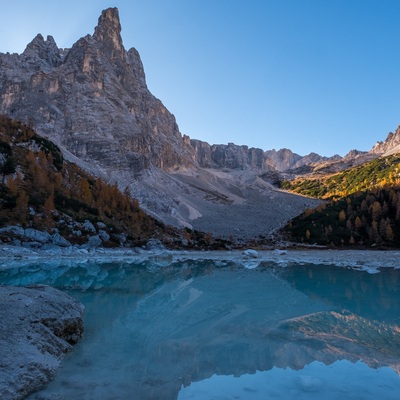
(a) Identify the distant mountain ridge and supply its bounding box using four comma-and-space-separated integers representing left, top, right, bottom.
0, 7, 399, 237
370, 125, 400, 156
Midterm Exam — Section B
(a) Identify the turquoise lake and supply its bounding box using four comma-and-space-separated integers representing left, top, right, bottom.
0, 257, 399, 399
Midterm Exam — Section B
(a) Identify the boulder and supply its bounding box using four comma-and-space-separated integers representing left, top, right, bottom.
98, 230, 110, 242
51, 232, 71, 247
0, 226, 25, 237
21, 241, 42, 248
0, 285, 84, 400
81, 221, 96, 233
40, 244, 65, 254
24, 229, 52, 244
115, 233, 127, 246
145, 239, 166, 251
83, 235, 102, 249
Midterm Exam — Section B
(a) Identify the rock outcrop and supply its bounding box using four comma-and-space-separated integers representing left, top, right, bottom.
370, 125, 400, 156
0, 8, 195, 175
0, 285, 84, 400
264, 148, 303, 172
264, 148, 342, 173
190, 139, 274, 171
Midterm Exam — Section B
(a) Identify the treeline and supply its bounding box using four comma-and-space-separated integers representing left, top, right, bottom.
0, 116, 155, 244
281, 154, 400, 199
285, 186, 400, 247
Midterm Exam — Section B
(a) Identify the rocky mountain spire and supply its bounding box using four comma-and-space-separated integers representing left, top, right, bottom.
0, 6, 195, 174
93, 7, 124, 58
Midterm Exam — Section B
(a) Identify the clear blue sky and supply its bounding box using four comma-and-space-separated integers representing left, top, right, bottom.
1, 0, 400, 156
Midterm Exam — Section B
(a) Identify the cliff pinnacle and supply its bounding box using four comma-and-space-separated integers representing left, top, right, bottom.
22, 34, 62, 69
93, 7, 124, 57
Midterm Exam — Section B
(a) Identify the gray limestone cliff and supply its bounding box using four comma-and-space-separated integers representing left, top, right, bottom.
0, 8, 195, 174
190, 139, 275, 171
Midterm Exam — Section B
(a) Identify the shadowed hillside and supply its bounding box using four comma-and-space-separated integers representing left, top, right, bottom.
0, 116, 229, 249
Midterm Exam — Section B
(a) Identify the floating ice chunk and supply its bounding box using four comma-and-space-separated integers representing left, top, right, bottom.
351, 265, 380, 274
242, 249, 259, 258
171, 278, 193, 300
214, 260, 227, 267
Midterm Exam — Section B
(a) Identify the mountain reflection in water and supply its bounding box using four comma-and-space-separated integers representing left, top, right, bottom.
0, 258, 399, 400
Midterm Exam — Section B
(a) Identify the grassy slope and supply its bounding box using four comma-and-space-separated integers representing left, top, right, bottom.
281, 155, 400, 247
281, 154, 400, 199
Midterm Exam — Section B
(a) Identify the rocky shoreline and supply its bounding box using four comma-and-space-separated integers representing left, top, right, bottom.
0, 285, 84, 400
1, 242, 400, 270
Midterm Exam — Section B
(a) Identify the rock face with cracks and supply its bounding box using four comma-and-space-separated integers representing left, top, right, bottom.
0, 8, 195, 175
0, 285, 84, 400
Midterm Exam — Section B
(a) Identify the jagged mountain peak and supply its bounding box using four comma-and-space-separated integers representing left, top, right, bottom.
0, 7, 196, 175
24, 33, 58, 53
370, 124, 400, 156
97, 7, 121, 29
93, 7, 124, 56
343, 149, 367, 159
22, 33, 62, 68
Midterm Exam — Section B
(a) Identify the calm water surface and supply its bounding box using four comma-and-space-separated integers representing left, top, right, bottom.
0, 257, 399, 399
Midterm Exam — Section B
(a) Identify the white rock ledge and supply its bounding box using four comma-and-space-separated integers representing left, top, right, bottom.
0, 285, 84, 400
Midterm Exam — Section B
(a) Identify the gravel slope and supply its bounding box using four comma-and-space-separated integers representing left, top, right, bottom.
128, 167, 321, 240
